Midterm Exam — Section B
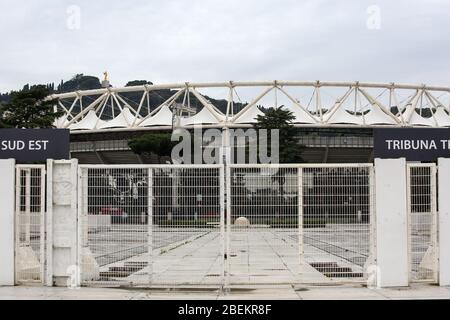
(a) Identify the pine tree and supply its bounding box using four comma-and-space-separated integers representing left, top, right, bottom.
254, 106, 303, 163
1, 85, 63, 128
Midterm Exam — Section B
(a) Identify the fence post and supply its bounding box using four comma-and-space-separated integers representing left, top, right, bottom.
0, 159, 16, 286
148, 168, 153, 285
374, 158, 409, 287
225, 165, 231, 287
438, 158, 450, 286
46, 159, 79, 287
297, 167, 304, 277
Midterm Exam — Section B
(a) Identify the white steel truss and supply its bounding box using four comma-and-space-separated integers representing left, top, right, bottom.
49, 81, 450, 133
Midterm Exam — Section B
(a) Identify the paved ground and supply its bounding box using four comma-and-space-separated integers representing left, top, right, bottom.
1, 283, 450, 300
78, 225, 434, 285
89, 226, 206, 266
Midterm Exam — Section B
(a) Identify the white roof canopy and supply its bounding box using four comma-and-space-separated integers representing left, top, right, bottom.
409, 110, 436, 127
54, 115, 69, 128
434, 108, 450, 127
180, 106, 224, 126
139, 105, 174, 127
233, 105, 264, 124
325, 107, 364, 125
69, 110, 107, 130
98, 108, 136, 129
281, 105, 316, 124
49, 81, 450, 131
364, 105, 398, 125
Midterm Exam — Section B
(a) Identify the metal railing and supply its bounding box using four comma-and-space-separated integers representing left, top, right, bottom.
15, 165, 46, 284
227, 164, 374, 285
78, 165, 224, 287
15, 162, 443, 287
77, 163, 375, 287
407, 163, 438, 283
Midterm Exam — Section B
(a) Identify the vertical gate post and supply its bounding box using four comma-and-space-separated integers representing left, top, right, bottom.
374, 158, 409, 287
438, 158, 450, 286
0, 159, 15, 286
219, 165, 225, 286
225, 165, 231, 287
46, 159, 79, 287
297, 167, 304, 276
148, 168, 153, 285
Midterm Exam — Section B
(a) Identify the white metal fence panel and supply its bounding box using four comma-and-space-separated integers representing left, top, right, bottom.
226, 164, 374, 285
407, 164, 438, 283
226, 165, 300, 285
79, 165, 224, 287
15, 165, 46, 284
152, 166, 224, 286
79, 167, 150, 286
300, 165, 374, 283
78, 163, 376, 287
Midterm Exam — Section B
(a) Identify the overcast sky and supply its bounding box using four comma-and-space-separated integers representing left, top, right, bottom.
0, 0, 449, 92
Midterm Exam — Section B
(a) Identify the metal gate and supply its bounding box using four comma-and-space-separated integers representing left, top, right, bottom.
11, 162, 442, 287
15, 165, 46, 284
226, 164, 374, 285
78, 165, 224, 287
226, 165, 300, 285
79, 163, 374, 287
407, 163, 438, 283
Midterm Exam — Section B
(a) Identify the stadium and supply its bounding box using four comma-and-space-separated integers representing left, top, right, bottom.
50, 80, 450, 164
3, 80, 449, 289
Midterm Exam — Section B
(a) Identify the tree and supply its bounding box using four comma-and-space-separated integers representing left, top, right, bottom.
254, 106, 304, 199
1, 85, 62, 128
254, 106, 304, 163
58, 74, 101, 92
0, 115, 9, 128
128, 133, 176, 163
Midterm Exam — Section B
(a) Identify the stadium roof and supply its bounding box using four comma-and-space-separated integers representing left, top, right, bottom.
49, 81, 450, 133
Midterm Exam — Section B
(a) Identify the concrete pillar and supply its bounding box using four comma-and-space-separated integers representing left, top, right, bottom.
438, 158, 450, 286
374, 158, 409, 287
46, 159, 79, 286
0, 159, 15, 285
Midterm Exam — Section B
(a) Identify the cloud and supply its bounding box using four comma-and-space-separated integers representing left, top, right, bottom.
0, 0, 449, 92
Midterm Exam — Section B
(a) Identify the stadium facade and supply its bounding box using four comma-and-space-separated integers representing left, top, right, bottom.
50, 81, 450, 164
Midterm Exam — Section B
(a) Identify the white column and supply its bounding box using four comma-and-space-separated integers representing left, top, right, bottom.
374, 158, 409, 287
438, 158, 450, 286
46, 159, 79, 287
0, 159, 15, 285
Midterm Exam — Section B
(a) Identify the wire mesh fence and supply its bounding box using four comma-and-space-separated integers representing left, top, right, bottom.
79, 167, 149, 286
79, 165, 223, 287
226, 164, 374, 285
12, 162, 443, 287
15, 165, 46, 284
300, 165, 373, 283
78, 164, 376, 286
407, 164, 438, 283
227, 166, 300, 285
151, 166, 223, 286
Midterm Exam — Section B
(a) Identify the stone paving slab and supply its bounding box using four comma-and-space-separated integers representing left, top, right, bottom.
2, 284, 450, 300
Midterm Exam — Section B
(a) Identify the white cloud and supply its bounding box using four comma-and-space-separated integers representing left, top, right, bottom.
0, 0, 449, 92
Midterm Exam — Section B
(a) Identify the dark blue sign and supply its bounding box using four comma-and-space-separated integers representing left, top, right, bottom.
374, 128, 450, 161
0, 129, 70, 162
